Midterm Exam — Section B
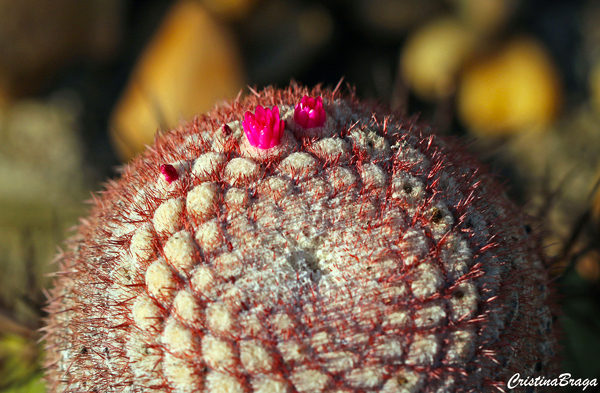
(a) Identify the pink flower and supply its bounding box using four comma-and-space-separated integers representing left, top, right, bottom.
294, 95, 326, 129
160, 164, 178, 184
243, 105, 285, 149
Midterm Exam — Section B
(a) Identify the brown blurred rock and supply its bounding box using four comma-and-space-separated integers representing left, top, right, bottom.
110, 0, 245, 161
0, 0, 122, 101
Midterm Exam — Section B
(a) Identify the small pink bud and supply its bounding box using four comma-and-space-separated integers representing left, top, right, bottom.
243, 105, 285, 149
160, 164, 178, 183
294, 95, 326, 129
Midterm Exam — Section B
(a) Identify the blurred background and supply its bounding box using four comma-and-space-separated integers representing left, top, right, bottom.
0, 0, 599, 391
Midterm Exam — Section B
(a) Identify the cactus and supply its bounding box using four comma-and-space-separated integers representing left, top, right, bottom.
43, 84, 557, 392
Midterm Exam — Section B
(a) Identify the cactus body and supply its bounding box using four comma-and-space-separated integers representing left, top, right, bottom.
44, 85, 556, 393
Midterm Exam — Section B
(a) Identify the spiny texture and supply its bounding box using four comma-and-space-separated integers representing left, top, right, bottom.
44, 85, 557, 393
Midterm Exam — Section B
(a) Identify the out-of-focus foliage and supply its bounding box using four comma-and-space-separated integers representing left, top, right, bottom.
199, 0, 259, 20
559, 269, 600, 379
238, 1, 333, 85
0, 0, 122, 102
0, 96, 88, 313
0, 0, 599, 390
449, 0, 517, 35
590, 62, 600, 115
346, 0, 442, 36
0, 97, 87, 393
0, 376, 45, 393
576, 250, 600, 282
495, 108, 600, 270
0, 335, 44, 393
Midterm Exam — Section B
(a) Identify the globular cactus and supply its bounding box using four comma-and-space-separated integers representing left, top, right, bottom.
44, 84, 557, 393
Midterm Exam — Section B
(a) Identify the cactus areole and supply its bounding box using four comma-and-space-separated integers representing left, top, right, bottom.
44, 85, 557, 393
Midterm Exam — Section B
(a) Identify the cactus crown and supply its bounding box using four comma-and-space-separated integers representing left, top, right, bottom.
44, 84, 556, 393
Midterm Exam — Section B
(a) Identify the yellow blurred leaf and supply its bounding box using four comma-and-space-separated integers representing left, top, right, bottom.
458, 38, 561, 136
110, 0, 245, 161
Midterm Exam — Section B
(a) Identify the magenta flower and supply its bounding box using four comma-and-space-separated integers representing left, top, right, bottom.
243, 105, 285, 149
294, 95, 326, 129
160, 164, 178, 183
